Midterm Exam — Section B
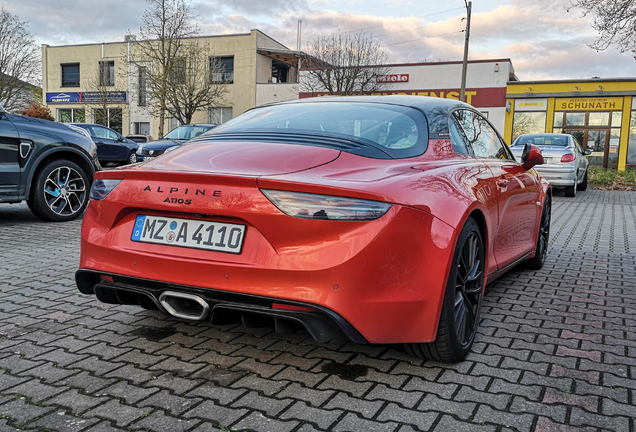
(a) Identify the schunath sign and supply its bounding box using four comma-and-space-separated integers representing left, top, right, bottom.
556, 97, 623, 111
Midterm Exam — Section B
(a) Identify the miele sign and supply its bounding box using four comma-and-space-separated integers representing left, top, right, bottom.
377, 74, 409, 83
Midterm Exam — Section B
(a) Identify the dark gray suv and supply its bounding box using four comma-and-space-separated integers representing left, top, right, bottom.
0, 105, 100, 222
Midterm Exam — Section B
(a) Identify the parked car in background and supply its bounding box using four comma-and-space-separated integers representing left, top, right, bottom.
77, 96, 551, 363
71, 124, 139, 165
510, 133, 590, 197
126, 134, 154, 144
136, 124, 215, 161
0, 104, 100, 221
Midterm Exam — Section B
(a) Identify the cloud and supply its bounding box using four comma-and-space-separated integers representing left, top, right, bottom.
2, 0, 146, 45
1, 0, 634, 80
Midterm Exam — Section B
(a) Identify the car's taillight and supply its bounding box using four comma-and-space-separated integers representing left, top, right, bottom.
561, 153, 576, 163
90, 179, 122, 200
261, 189, 392, 221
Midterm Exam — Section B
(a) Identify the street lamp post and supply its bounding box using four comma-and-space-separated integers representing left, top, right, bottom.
460, 0, 472, 103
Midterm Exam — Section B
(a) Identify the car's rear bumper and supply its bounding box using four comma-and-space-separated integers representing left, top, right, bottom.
534, 166, 576, 186
76, 269, 367, 343
77, 199, 457, 344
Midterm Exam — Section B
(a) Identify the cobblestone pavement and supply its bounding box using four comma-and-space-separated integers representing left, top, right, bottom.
1, 189, 635, 432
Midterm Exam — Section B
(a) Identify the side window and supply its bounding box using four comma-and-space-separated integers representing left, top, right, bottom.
454, 110, 508, 160
94, 126, 118, 140
448, 116, 471, 156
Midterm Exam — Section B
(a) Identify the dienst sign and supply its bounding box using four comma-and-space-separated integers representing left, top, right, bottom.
299, 87, 506, 108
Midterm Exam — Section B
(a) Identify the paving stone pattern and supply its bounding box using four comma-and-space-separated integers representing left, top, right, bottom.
0, 189, 635, 431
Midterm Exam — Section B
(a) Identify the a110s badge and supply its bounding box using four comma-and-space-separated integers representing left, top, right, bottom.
143, 185, 222, 205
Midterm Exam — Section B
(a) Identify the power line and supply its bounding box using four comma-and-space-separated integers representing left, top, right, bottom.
384, 30, 464, 47
349, 6, 465, 33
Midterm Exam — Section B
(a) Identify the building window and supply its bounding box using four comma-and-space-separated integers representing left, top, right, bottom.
209, 107, 233, 125
271, 61, 289, 83
627, 112, 636, 166
94, 108, 123, 134
99, 61, 115, 86
58, 108, 85, 123
167, 117, 181, 133
512, 112, 546, 141
553, 111, 624, 168
170, 58, 186, 85
61, 63, 80, 87
134, 122, 151, 135
138, 66, 147, 106
210, 56, 234, 83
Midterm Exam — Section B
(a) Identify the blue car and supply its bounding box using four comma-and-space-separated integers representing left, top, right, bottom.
71, 123, 139, 165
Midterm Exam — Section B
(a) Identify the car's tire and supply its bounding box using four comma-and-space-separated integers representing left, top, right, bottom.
564, 183, 576, 197
127, 151, 137, 165
405, 217, 485, 363
577, 169, 588, 191
527, 194, 551, 270
27, 159, 89, 222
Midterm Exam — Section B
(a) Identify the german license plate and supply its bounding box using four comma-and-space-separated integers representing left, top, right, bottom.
131, 215, 245, 254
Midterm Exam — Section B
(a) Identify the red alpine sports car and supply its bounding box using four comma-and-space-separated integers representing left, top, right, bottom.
76, 96, 550, 362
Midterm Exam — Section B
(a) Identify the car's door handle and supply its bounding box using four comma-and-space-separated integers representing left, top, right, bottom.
497, 179, 510, 187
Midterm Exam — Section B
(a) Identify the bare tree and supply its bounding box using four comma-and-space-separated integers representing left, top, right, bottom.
301, 32, 392, 96
0, 7, 39, 113
163, 42, 229, 125
568, 0, 636, 57
85, 69, 124, 132
123, 0, 198, 136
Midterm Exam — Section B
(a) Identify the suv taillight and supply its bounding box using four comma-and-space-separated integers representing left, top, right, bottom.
561, 153, 576, 163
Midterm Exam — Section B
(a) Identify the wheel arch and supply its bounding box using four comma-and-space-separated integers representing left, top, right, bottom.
26, 148, 96, 198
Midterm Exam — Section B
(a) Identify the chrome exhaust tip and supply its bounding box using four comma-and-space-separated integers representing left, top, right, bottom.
159, 291, 210, 321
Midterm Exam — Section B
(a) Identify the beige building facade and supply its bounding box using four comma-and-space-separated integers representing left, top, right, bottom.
42, 30, 300, 138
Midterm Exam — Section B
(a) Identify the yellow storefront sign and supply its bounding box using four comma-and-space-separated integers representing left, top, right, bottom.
518, 102, 544, 108
556, 97, 623, 111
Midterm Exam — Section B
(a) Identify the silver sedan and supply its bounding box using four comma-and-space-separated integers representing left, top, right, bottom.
510, 133, 591, 197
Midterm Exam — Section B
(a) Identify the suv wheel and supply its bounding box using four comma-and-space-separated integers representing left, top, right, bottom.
28, 160, 89, 222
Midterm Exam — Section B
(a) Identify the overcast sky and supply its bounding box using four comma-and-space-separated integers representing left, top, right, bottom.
3, 0, 635, 81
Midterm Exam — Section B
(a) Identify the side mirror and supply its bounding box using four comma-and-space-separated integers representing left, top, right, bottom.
584, 149, 592, 155
521, 143, 544, 169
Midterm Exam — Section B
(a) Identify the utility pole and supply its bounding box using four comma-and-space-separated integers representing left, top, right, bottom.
460, 0, 472, 103
297, 20, 302, 82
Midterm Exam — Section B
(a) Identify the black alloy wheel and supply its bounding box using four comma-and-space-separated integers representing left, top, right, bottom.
528, 194, 551, 270
405, 217, 485, 362
28, 160, 89, 222
453, 231, 485, 347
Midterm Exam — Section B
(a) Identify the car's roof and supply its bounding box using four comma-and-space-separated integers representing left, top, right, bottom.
71, 123, 114, 128
176, 124, 216, 128
518, 133, 571, 137
270, 95, 472, 111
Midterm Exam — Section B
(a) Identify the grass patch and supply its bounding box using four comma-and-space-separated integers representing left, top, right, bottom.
588, 167, 636, 189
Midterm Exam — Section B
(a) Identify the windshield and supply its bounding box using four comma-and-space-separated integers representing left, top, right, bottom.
514, 134, 569, 147
164, 125, 214, 140
209, 102, 429, 158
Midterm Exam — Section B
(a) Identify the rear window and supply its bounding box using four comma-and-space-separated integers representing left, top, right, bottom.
513, 134, 569, 146
165, 125, 214, 140
207, 102, 429, 159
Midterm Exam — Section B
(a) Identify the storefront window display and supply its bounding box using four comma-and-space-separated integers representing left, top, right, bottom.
512, 112, 546, 141
552, 111, 622, 168
628, 112, 636, 166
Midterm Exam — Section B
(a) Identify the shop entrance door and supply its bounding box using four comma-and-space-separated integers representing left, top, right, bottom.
563, 129, 610, 168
